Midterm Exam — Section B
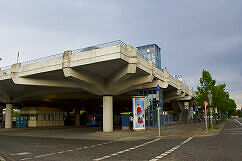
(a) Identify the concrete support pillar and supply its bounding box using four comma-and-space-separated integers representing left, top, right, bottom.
0, 107, 3, 128
178, 101, 184, 124
103, 96, 113, 132
75, 107, 80, 126
5, 104, 13, 128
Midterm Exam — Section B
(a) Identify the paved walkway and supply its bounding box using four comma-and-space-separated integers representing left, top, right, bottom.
0, 122, 224, 141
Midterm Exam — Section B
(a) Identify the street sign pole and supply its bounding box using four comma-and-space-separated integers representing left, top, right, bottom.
157, 85, 161, 136
210, 107, 213, 129
157, 107, 160, 136
208, 91, 213, 130
204, 101, 208, 132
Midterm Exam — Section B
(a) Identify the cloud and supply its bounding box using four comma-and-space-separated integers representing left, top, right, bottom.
0, 0, 242, 108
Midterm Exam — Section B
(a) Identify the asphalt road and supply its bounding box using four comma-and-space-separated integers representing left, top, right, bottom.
162, 118, 242, 161
0, 118, 241, 161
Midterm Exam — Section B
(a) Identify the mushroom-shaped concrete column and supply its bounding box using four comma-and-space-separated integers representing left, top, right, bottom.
5, 104, 13, 128
103, 96, 113, 132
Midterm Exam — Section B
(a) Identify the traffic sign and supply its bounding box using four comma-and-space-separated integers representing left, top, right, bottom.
157, 85, 160, 91
204, 101, 208, 107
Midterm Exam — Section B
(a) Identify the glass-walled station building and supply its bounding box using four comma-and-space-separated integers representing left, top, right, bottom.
136, 44, 172, 128
137, 44, 161, 69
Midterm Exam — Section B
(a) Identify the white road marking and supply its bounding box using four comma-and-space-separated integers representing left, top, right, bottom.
223, 121, 242, 135
66, 149, 74, 152
223, 128, 242, 130
161, 153, 167, 156
20, 158, 32, 160
93, 138, 160, 161
224, 132, 242, 135
34, 153, 55, 158
111, 153, 118, 156
20, 137, 130, 161
10, 152, 31, 156
149, 137, 193, 161
234, 119, 242, 126
36, 153, 56, 158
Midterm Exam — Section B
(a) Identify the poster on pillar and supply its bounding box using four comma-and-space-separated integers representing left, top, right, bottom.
132, 96, 145, 130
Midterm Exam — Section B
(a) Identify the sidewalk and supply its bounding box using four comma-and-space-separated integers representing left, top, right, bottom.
95, 122, 225, 140
0, 122, 225, 141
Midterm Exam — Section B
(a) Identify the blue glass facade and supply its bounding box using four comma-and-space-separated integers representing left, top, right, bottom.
137, 44, 161, 69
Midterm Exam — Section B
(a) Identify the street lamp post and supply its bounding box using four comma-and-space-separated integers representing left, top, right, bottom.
204, 101, 208, 132
157, 85, 161, 137
208, 90, 213, 129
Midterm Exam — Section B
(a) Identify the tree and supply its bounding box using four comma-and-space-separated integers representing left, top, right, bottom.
194, 70, 216, 107
226, 98, 237, 115
212, 84, 228, 112
194, 70, 237, 115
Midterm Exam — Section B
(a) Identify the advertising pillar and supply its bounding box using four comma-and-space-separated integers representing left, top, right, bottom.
132, 96, 145, 131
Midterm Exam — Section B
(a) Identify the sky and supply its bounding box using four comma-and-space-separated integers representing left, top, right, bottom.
0, 0, 241, 109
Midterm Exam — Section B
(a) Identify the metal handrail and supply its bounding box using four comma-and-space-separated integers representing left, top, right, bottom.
72, 40, 127, 54
0, 65, 11, 70
21, 53, 64, 66
0, 40, 127, 69
169, 74, 177, 81
137, 55, 192, 90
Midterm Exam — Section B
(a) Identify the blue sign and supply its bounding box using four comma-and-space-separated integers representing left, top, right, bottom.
157, 85, 160, 91
194, 106, 198, 111
132, 97, 145, 130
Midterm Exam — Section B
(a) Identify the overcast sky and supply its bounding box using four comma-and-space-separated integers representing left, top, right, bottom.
0, 0, 241, 109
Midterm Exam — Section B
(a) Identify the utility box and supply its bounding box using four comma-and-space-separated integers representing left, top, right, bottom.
122, 114, 130, 131
16, 115, 28, 128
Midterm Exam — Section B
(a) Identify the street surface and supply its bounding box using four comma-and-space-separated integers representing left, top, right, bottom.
0, 119, 241, 161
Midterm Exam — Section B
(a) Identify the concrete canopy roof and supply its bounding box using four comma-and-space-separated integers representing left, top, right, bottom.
0, 40, 193, 106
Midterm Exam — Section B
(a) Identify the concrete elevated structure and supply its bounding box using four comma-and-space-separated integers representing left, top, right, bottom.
0, 40, 193, 131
